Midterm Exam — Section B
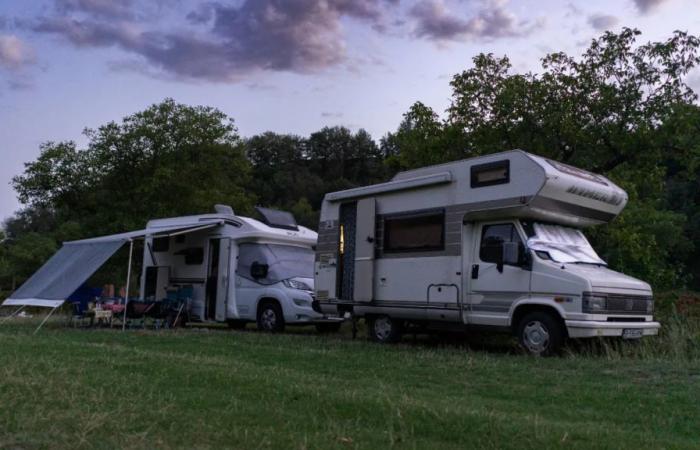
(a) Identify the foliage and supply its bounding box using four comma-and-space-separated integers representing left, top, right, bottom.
245, 126, 386, 228
12, 99, 255, 234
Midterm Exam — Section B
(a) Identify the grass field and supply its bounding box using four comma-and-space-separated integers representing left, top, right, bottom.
0, 315, 699, 449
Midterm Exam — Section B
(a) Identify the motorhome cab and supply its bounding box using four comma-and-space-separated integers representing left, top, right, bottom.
140, 206, 340, 331
315, 150, 660, 355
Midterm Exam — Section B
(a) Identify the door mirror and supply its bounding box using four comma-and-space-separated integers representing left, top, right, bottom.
250, 261, 269, 279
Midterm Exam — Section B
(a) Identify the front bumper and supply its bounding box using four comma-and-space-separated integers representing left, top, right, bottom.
566, 320, 660, 338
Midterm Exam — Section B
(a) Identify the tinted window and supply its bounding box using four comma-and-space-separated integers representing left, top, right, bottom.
480, 223, 523, 263
384, 211, 444, 253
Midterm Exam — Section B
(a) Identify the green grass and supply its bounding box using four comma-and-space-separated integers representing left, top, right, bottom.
0, 318, 699, 449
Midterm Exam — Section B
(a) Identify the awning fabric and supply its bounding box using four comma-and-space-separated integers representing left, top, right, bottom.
2, 221, 222, 308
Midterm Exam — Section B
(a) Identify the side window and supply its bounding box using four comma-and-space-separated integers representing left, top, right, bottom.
175, 247, 204, 265
383, 210, 445, 253
471, 160, 510, 188
480, 223, 523, 263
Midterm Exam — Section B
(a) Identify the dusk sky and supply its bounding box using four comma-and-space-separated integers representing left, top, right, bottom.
1, 0, 699, 221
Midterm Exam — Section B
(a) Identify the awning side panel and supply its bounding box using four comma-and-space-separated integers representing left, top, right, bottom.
4, 240, 125, 305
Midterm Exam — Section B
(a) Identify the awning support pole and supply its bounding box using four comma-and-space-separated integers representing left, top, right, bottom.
34, 305, 59, 334
1, 305, 26, 324
122, 239, 134, 332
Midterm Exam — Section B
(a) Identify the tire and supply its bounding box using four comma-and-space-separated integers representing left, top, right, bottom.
315, 322, 342, 333
257, 301, 285, 332
227, 319, 247, 330
517, 311, 564, 356
367, 315, 403, 343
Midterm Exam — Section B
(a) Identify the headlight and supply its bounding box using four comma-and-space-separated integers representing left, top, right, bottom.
283, 279, 312, 291
646, 299, 654, 314
582, 294, 606, 313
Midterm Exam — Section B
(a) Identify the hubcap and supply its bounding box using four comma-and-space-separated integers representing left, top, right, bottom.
261, 308, 277, 330
374, 317, 393, 341
523, 320, 550, 354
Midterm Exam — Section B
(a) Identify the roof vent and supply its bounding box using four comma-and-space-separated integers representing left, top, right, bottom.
214, 204, 235, 216
255, 207, 298, 231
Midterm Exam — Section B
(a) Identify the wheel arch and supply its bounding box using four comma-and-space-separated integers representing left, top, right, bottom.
256, 296, 282, 316
510, 301, 567, 337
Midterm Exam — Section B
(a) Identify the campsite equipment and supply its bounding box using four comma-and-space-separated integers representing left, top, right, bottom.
2, 205, 341, 333
315, 150, 660, 355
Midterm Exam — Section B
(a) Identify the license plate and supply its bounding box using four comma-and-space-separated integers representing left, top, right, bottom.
622, 328, 643, 339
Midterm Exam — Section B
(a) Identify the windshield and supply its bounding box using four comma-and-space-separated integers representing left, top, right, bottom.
525, 223, 605, 265
237, 243, 315, 285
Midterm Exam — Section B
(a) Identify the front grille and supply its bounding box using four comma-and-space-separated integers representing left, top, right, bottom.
583, 292, 653, 315
604, 294, 653, 314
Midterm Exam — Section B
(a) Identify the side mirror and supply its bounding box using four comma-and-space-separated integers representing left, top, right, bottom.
250, 261, 269, 279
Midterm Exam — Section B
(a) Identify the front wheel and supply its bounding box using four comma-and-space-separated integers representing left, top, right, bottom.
516, 312, 564, 356
257, 302, 285, 332
367, 315, 403, 343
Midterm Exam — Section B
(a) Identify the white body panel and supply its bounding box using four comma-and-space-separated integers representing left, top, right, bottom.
315, 150, 660, 341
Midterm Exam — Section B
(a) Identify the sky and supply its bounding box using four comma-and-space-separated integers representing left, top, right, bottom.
0, 0, 699, 221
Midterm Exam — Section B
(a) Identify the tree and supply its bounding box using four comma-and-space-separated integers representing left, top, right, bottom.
386, 29, 700, 289
13, 99, 255, 235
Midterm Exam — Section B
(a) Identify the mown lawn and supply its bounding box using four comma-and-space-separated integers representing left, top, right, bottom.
0, 320, 699, 449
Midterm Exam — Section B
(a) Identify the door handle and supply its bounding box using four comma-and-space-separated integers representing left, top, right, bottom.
471, 264, 479, 279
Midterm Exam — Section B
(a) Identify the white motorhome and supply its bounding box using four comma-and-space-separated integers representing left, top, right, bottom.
139, 205, 340, 331
315, 150, 660, 355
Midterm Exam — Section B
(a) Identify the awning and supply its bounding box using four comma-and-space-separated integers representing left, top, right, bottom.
3, 221, 223, 308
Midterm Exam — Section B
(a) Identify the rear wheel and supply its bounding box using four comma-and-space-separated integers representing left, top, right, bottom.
517, 312, 564, 356
367, 315, 402, 343
257, 301, 285, 332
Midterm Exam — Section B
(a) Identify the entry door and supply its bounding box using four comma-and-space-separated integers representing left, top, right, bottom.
215, 238, 232, 322
353, 198, 376, 302
466, 222, 531, 322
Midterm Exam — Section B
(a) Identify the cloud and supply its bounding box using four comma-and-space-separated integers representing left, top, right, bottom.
409, 0, 538, 42
33, 0, 399, 82
55, 0, 135, 20
321, 111, 344, 118
0, 34, 35, 70
632, 0, 671, 14
587, 13, 619, 31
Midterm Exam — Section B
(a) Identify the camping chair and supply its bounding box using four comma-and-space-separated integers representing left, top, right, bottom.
69, 302, 88, 328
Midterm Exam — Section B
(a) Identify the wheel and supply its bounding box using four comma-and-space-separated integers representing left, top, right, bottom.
257, 301, 285, 332
227, 319, 247, 330
517, 312, 564, 356
367, 315, 402, 343
315, 322, 342, 333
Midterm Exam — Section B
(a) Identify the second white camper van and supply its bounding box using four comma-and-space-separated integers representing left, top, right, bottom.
140, 206, 341, 332
314, 150, 660, 355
